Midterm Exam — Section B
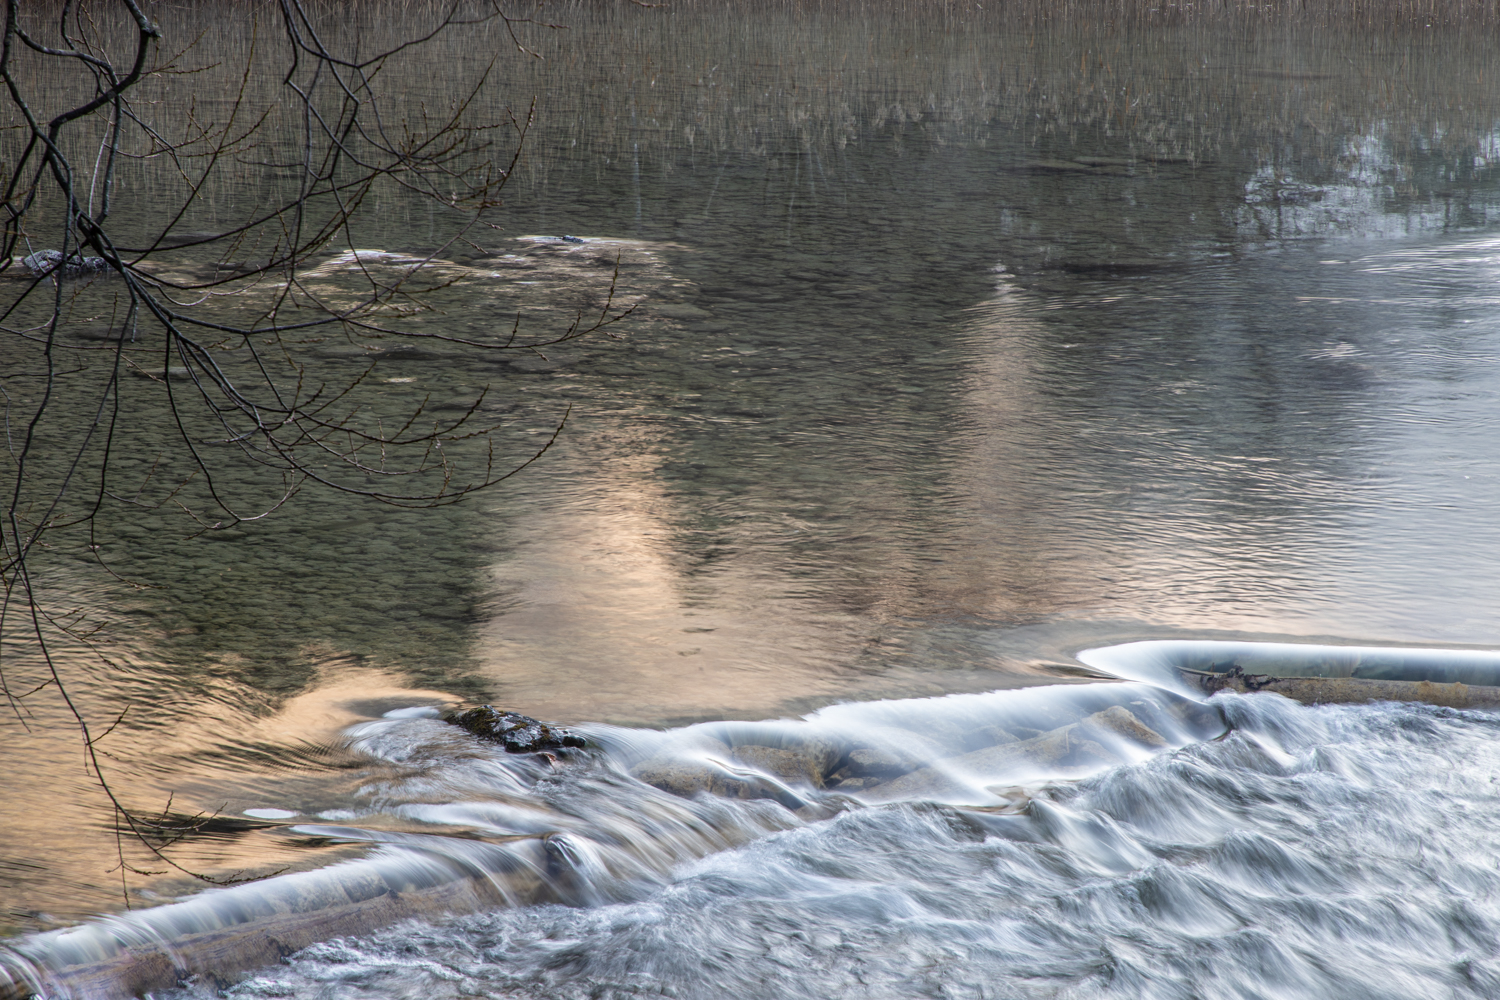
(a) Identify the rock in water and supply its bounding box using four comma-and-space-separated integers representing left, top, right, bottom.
866, 707, 1167, 802
446, 706, 586, 753
630, 755, 762, 800
730, 745, 827, 788
1079, 705, 1169, 749
22, 249, 108, 277
841, 746, 924, 780
627, 737, 811, 807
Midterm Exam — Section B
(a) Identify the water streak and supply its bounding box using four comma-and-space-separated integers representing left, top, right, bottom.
10, 641, 1500, 998
168, 692, 1500, 1000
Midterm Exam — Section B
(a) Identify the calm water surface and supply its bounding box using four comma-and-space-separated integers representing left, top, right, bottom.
6, 3, 1500, 994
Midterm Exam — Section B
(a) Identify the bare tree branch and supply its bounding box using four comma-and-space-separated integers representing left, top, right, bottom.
0, 0, 628, 899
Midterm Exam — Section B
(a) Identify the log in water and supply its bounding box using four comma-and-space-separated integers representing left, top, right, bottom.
1182, 668, 1500, 708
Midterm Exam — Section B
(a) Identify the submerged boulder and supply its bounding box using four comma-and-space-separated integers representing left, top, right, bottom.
865, 707, 1168, 802
1080, 705, 1169, 749
630, 755, 765, 800
827, 775, 881, 792
446, 706, 586, 753
698, 725, 844, 780
628, 737, 811, 808
838, 746, 925, 780
730, 744, 827, 789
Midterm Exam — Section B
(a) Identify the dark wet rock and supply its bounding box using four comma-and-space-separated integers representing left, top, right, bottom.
730, 745, 826, 789
22, 249, 108, 277
445, 706, 586, 753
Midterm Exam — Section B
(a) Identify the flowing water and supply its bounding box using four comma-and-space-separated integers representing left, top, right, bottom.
7, 1, 1500, 995
178, 693, 1500, 1000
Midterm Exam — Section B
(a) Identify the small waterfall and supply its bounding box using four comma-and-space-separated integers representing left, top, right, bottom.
6, 641, 1500, 999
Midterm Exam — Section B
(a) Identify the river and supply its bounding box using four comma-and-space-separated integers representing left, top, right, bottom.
4, 1, 1500, 996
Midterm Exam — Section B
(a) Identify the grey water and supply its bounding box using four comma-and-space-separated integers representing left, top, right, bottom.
8, 1, 1500, 995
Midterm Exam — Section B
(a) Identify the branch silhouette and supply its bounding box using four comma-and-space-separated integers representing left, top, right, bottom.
1, 0, 631, 900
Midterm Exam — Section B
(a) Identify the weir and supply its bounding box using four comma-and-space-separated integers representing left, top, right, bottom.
6, 641, 1499, 1000
1079, 640, 1500, 705
0, 842, 549, 1000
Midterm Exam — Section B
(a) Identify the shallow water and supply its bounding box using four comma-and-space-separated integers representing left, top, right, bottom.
6, 1, 1500, 987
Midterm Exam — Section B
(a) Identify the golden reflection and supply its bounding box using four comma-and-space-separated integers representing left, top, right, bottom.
478, 465, 868, 725
0, 640, 455, 932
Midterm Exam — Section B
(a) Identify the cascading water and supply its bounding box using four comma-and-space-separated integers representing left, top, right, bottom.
210, 693, 1500, 1000
9, 642, 1500, 999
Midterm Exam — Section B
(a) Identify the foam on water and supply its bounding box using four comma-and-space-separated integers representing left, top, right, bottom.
188, 694, 1500, 1000
9, 643, 1500, 999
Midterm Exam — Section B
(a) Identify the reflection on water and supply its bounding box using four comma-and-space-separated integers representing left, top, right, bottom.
6, 0, 1500, 952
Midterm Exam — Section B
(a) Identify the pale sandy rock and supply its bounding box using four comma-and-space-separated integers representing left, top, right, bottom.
864, 707, 1167, 803
629, 755, 761, 800
841, 747, 923, 779
1080, 705, 1168, 748
730, 745, 825, 788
